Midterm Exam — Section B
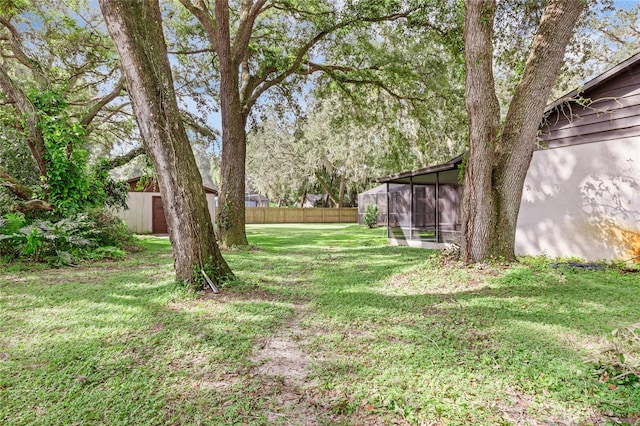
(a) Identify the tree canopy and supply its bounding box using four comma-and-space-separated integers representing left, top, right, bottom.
0, 0, 638, 268
0, 0, 139, 214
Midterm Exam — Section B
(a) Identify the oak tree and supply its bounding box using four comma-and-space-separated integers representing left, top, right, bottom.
99, 0, 232, 286
461, 0, 586, 262
173, 0, 423, 246
0, 0, 139, 213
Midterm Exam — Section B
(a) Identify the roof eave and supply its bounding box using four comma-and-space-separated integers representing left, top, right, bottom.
545, 51, 640, 114
376, 153, 464, 183
127, 176, 218, 195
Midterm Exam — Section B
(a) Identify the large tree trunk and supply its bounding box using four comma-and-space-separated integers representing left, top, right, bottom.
214, 0, 248, 247
100, 0, 232, 287
461, 0, 586, 263
461, 0, 501, 263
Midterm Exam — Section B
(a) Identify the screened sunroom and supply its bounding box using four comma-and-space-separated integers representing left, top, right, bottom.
376, 154, 464, 248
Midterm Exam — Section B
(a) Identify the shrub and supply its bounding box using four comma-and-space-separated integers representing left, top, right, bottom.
88, 209, 140, 250
0, 210, 139, 265
363, 204, 379, 228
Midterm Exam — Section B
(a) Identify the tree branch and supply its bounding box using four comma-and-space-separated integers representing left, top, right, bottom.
65, 62, 93, 94
245, 7, 418, 110
0, 18, 48, 87
271, 2, 332, 18
181, 109, 219, 140
0, 168, 54, 211
232, 0, 269, 64
12, 199, 54, 213
80, 76, 126, 128
0, 66, 47, 177
302, 62, 428, 102
0, 168, 32, 200
178, 0, 219, 53
168, 47, 217, 55
314, 171, 338, 206
84, 101, 132, 137
107, 146, 146, 169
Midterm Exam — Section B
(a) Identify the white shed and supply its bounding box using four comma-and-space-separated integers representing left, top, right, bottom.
114, 177, 218, 234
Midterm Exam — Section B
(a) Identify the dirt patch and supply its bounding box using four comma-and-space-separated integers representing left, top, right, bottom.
250, 305, 333, 425
199, 284, 312, 307
496, 386, 608, 425
253, 334, 310, 385
203, 287, 281, 303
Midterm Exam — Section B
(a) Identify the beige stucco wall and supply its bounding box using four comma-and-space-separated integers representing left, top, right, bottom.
516, 139, 640, 261
114, 192, 217, 234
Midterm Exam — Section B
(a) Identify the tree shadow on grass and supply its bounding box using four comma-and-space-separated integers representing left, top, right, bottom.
0, 267, 296, 425
299, 262, 640, 422
318, 265, 639, 335
3, 227, 637, 423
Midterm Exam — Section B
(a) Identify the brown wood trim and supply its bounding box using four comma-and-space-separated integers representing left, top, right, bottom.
127, 177, 218, 194
544, 95, 640, 127
546, 52, 640, 113
537, 136, 640, 151
542, 112, 640, 141
587, 83, 640, 101
546, 127, 640, 148
587, 68, 640, 95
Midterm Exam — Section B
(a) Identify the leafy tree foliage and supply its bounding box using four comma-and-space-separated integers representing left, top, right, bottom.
0, 0, 140, 214
248, 96, 385, 207
169, 0, 442, 246
29, 90, 128, 214
555, 1, 640, 96
243, 0, 466, 208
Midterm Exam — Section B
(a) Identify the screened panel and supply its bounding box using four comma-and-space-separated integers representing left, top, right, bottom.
439, 185, 463, 243
412, 184, 436, 241
388, 183, 411, 240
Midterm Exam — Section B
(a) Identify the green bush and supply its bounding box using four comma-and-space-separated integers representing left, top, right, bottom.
88, 209, 140, 250
363, 204, 379, 228
0, 210, 139, 265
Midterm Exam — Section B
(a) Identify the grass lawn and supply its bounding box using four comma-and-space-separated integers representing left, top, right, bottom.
1, 224, 639, 425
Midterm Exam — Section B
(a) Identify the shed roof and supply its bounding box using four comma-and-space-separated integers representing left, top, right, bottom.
127, 177, 218, 195
246, 193, 269, 202
376, 154, 464, 185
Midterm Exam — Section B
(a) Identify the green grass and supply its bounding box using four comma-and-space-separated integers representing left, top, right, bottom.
1, 224, 639, 425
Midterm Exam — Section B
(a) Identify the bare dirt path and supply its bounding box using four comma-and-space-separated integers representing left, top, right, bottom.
250, 304, 327, 425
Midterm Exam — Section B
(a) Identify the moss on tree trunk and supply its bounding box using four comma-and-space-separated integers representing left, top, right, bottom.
100, 0, 232, 287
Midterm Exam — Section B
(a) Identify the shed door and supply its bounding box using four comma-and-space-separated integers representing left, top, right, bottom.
152, 196, 168, 234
